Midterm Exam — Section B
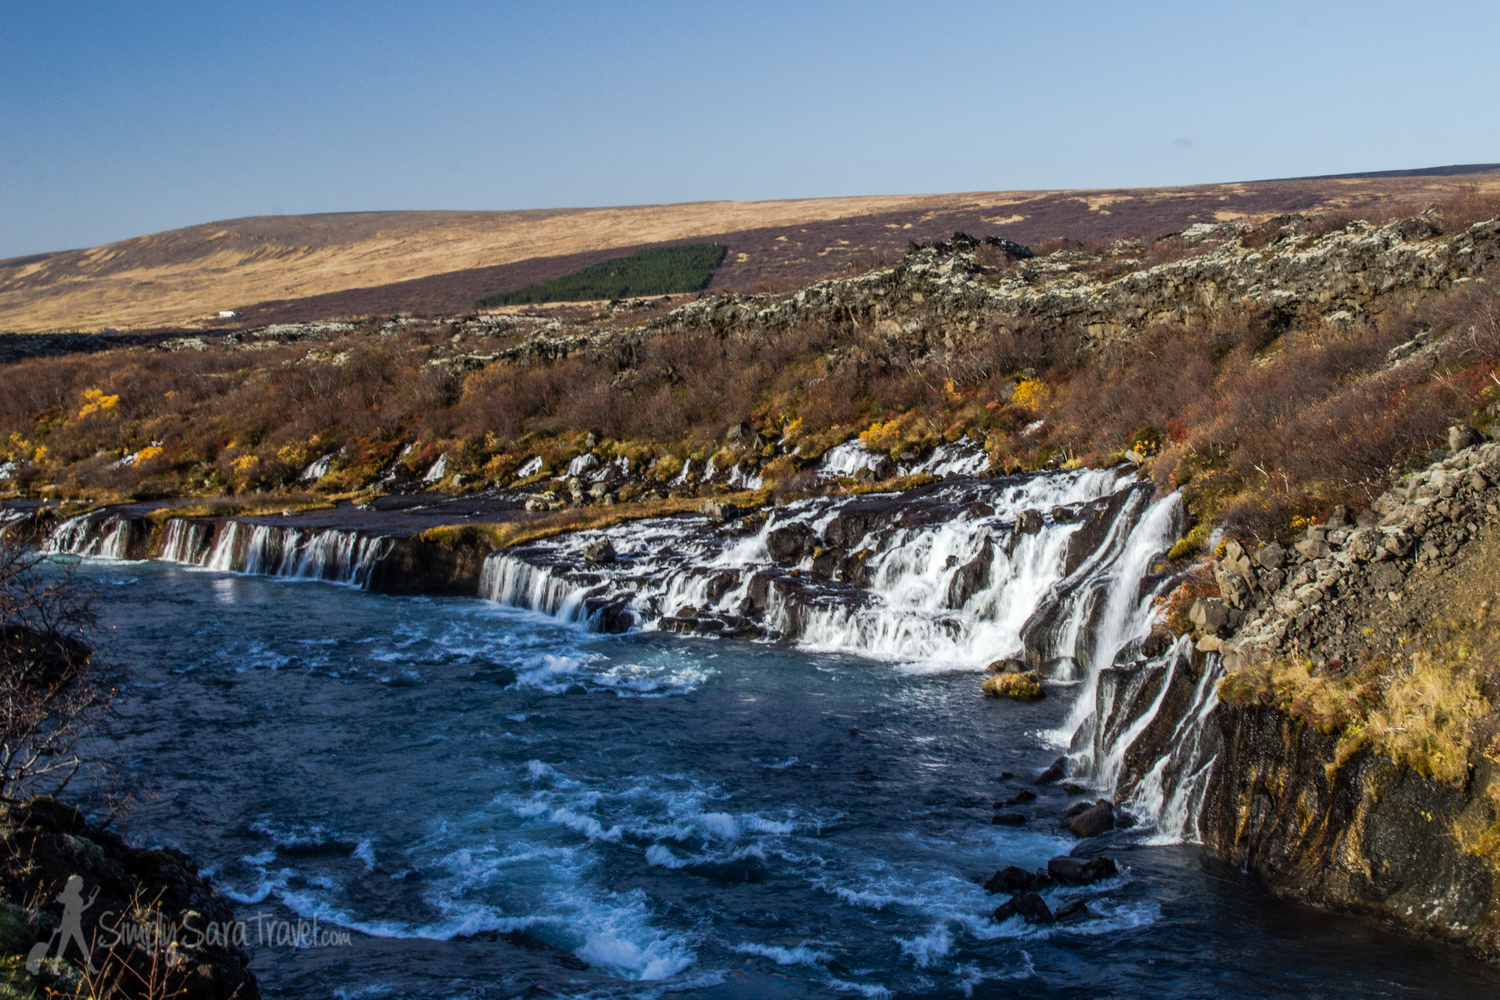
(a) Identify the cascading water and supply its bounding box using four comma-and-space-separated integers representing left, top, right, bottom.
239, 525, 389, 586
39, 465, 1222, 845
48, 515, 390, 589
159, 517, 208, 564
478, 465, 1223, 841
43, 513, 135, 559
480, 467, 1183, 670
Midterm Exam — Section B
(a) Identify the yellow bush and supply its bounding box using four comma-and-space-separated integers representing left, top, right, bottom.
859, 418, 904, 454
78, 387, 120, 418
231, 455, 259, 475
1012, 379, 1047, 411
135, 445, 164, 464
276, 443, 308, 467
5, 432, 32, 462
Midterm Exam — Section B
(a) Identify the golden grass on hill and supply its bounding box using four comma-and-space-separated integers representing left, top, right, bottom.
6, 172, 1498, 332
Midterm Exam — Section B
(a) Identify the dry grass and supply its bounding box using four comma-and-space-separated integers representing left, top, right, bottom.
1219, 530, 1500, 788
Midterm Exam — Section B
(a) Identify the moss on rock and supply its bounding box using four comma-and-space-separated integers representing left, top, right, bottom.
982, 671, 1045, 701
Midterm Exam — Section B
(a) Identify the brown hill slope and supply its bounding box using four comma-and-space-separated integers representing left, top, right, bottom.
3, 167, 1497, 332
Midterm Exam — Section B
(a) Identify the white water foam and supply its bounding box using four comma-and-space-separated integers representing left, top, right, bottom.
481, 467, 1181, 678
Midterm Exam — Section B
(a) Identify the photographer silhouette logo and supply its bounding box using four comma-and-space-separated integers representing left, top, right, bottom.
26, 874, 98, 975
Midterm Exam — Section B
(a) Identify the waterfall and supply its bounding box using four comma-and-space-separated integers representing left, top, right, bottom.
43, 514, 135, 559
159, 518, 208, 564
1128, 651, 1223, 844
239, 525, 390, 586
478, 555, 592, 621
203, 521, 242, 571
45, 515, 389, 589
480, 467, 1183, 668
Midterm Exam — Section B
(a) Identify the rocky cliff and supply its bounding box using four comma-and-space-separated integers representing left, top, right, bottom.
1108, 434, 1500, 960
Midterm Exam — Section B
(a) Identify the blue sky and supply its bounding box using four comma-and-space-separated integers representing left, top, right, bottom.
3, 1, 1497, 258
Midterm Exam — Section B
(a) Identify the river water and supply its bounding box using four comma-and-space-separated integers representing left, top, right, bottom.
74, 558, 1496, 999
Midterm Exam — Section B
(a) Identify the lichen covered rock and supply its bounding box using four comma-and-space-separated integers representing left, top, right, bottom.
981, 670, 1045, 700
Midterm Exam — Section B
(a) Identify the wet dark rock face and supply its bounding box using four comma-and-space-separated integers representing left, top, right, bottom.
1200, 704, 1500, 959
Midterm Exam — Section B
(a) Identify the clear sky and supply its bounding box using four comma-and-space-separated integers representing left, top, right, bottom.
3, 0, 1497, 259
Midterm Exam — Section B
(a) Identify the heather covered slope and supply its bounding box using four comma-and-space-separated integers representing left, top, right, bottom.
4, 167, 1499, 332
2, 194, 1498, 560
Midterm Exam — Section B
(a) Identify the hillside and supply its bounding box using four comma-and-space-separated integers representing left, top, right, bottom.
3, 166, 1498, 333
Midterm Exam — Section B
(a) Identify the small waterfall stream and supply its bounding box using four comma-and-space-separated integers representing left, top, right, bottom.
46, 513, 389, 587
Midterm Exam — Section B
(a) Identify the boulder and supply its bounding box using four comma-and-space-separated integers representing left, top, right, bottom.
981, 671, 1044, 700
947, 536, 993, 607
1344, 527, 1382, 562
1036, 756, 1068, 784
1002, 789, 1037, 806
1189, 597, 1230, 632
1047, 855, 1119, 885
810, 546, 843, 580
726, 420, 753, 444
1253, 541, 1286, 569
1009, 891, 1055, 925
1450, 424, 1484, 453
1053, 899, 1093, 923
1016, 509, 1044, 534
700, 500, 740, 523
983, 865, 1051, 894
583, 538, 616, 564
1295, 537, 1332, 560
766, 522, 819, 564
1065, 800, 1116, 838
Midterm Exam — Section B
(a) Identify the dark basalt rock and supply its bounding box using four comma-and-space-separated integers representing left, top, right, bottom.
1062, 486, 1147, 577
1001, 789, 1036, 807
1066, 800, 1116, 838
946, 535, 993, 608
1201, 703, 1500, 960
982, 866, 1052, 895
766, 522, 820, 564
1009, 891, 1055, 925
991, 812, 1026, 826
583, 596, 635, 633
1047, 855, 1118, 885
1016, 509, 1044, 535
810, 546, 844, 580
822, 497, 905, 549
583, 538, 616, 564
1054, 899, 1093, 923
1036, 756, 1068, 784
